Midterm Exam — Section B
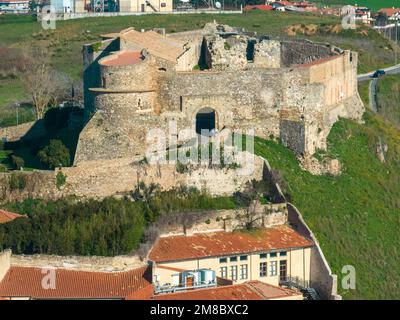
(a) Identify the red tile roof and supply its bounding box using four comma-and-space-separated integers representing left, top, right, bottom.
378, 8, 400, 17
99, 51, 143, 67
0, 209, 26, 224
149, 225, 313, 263
243, 5, 273, 11
0, 266, 152, 299
153, 281, 302, 300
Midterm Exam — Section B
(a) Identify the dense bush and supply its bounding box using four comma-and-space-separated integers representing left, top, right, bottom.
37, 139, 70, 169
0, 187, 238, 256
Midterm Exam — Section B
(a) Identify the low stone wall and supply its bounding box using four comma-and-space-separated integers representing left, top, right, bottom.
287, 203, 341, 300
158, 203, 288, 237
11, 253, 145, 272
0, 171, 60, 203
0, 154, 265, 202
0, 121, 45, 143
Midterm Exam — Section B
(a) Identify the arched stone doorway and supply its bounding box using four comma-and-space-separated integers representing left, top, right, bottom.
195, 107, 216, 136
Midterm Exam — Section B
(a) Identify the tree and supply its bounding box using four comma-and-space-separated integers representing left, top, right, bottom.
23, 49, 69, 120
37, 139, 70, 169
233, 180, 266, 231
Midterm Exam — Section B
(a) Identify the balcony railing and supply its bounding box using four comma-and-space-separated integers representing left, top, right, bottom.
154, 280, 217, 294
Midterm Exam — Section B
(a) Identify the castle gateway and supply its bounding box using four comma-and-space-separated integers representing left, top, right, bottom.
76, 23, 364, 164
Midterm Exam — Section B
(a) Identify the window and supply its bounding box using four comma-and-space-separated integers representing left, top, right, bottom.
240, 264, 248, 280
230, 266, 238, 281
280, 260, 287, 282
240, 255, 248, 261
270, 252, 277, 258
230, 256, 237, 262
259, 262, 267, 277
219, 257, 227, 263
279, 251, 287, 257
161, 2, 166, 7
269, 261, 278, 276
259, 253, 267, 259
220, 267, 227, 279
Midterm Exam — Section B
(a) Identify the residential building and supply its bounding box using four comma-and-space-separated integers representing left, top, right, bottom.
148, 225, 314, 290
0, 0, 29, 13
378, 8, 400, 21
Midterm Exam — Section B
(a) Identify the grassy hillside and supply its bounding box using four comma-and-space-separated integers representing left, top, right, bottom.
254, 112, 400, 299
0, 11, 397, 119
376, 74, 400, 127
310, 0, 400, 11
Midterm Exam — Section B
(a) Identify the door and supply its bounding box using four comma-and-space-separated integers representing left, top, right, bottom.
186, 276, 194, 287
141, 3, 145, 12
280, 260, 287, 282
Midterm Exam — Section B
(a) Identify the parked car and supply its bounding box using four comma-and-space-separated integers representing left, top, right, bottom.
371, 69, 386, 78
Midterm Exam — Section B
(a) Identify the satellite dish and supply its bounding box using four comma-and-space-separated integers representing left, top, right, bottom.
215, 1, 221, 9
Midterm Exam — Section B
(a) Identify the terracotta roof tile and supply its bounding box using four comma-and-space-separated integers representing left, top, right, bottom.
121, 30, 187, 62
0, 266, 151, 299
0, 209, 26, 224
100, 51, 143, 67
149, 225, 313, 263
153, 281, 302, 300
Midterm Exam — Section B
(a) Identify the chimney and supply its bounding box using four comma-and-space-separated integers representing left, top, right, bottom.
0, 249, 11, 282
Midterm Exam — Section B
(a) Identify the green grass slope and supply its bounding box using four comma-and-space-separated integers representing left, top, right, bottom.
311, 0, 400, 11
376, 74, 400, 127
254, 112, 400, 299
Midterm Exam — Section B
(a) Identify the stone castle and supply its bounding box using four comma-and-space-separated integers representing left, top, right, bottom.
76, 22, 364, 165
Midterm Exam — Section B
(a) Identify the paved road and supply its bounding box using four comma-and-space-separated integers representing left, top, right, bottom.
358, 63, 400, 82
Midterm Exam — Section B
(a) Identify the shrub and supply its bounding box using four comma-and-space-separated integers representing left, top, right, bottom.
10, 154, 24, 170
37, 139, 70, 169
55, 171, 67, 190
9, 172, 26, 190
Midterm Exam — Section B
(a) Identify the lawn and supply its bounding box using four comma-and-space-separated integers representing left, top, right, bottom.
310, 0, 400, 11
253, 111, 400, 299
0, 11, 397, 114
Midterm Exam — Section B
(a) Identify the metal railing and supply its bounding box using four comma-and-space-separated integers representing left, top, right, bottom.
154, 280, 217, 294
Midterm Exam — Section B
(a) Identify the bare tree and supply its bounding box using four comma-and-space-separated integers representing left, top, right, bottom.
233, 180, 266, 231
23, 50, 68, 120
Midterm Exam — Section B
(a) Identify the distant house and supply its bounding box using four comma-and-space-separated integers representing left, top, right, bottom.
378, 8, 400, 20
355, 7, 371, 24
270, 1, 317, 13
0, 0, 29, 13
0, 209, 26, 224
243, 5, 273, 12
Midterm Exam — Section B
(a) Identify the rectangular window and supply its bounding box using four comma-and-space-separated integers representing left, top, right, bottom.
220, 267, 227, 279
230, 266, 238, 281
279, 251, 287, 257
230, 256, 237, 262
240, 255, 248, 261
219, 257, 227, 263
259, 253, 267, 259
269, 261, 278, 276
280, 260, 287, 281
240, 264, 248, 280
161, 2, 166, 7
270, 252, 277, 258
259, 262, 267, 277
